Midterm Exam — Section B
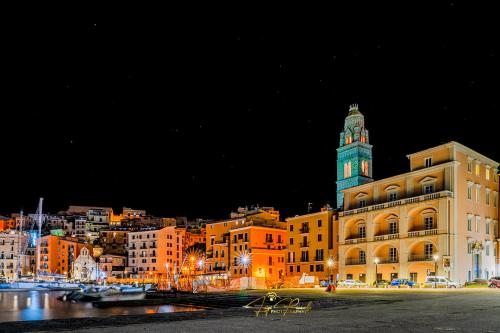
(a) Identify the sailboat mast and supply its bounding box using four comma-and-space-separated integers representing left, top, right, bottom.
16, 210, 23, 280
36, 198, 43, 279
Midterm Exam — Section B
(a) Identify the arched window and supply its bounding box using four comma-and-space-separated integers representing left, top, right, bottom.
344, 162, 352, 178
361, 160, 369, 176
345, 136, 352, 144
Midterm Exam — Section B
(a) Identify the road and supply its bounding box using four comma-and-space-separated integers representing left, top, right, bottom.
7, 288, 500, 332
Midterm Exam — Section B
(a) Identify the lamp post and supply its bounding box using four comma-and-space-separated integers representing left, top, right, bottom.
433, 254, 439, 288
374, 258, 380, 288
165, 263, 171, 290
326, 258, 335, 283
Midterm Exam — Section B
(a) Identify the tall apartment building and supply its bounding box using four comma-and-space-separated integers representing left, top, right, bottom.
0, 232, 31, 279
286, 208, 338, 282
338, 141, 499, 284
38, 235, 91, 278
127, 226, 183, 280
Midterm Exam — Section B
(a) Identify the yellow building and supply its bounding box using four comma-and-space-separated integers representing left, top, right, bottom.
286, 208, 338, 284
338, 141, 499, 285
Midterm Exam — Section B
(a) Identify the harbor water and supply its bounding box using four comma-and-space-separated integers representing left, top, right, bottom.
0, 290, 200, 322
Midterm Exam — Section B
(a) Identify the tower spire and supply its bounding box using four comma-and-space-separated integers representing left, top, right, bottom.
336, 104, 373, 209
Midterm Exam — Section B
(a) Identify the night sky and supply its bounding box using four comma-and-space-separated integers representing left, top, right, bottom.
2, 4, 499, 219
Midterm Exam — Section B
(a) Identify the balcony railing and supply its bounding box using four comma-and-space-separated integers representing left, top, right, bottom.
408, 228, 438, 238
345, 258, 366, 265
408, 254, 433, 262
377, 257, 399, 264
213, 266, 226, 271
344, 237, 366, 245
340, 190, 453, 216
300, 242, 310, 248
300, 227, 310, 234
374, 233, 400, 241
314, 256, 324, 261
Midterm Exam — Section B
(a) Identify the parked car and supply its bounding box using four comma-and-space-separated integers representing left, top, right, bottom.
373, 279, 390, 288
338, 279, 367, 288
390, 278, 417, 288
488, 277, 500, 288
465, 278, 489, 287
424, 276, 462, 288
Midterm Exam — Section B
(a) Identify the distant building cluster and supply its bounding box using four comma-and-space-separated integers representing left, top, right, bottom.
1, 105, 499, 288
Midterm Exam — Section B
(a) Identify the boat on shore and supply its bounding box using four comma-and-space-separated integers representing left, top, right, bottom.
0, 280, 82, 291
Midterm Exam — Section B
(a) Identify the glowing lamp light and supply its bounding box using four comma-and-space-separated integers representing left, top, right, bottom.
197, 259, 205, 270
433, 254, 439, 261
327, 258, 335, 268
373, 258, 380, 264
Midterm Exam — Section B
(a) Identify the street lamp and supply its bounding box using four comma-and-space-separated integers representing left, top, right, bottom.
433, 254, 439, 288
374, 258, 380, 288
326, 258, 335, 283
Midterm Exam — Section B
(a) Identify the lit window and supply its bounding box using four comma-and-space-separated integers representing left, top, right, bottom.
424, 157, 432, 168
361, 160, 369, 176
345, 136, 352, 145
475, 162, 481, 177
344, 161, 352, 178
486, 166, 491, 180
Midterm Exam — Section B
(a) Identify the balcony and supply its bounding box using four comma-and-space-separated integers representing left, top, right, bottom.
377, 257, 399, 264
408, 254, 433, 262
374, 233, 400, 241
213, 266, 226, 272
408, 228, 438, 238
344, 237, 366, 245
300, 227, 310, 234
345, 258, 366, 265
340, 190, 453, 217
300, 241, 310, 248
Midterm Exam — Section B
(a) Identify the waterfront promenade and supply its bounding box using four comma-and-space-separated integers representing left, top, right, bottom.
1, 288, 500, 332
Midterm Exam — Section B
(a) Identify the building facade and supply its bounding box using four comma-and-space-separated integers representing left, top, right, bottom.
38, 235, 91, 278
127, 227, 183, 280
0, 232, 31, 279
205, 207, 286, 286
286, 208, 338, 283
73, 246, 98, 281
98, 254, 127, 279
338, 141, 499, 284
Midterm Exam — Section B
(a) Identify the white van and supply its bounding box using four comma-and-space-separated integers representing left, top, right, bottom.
424, 276, 462, 288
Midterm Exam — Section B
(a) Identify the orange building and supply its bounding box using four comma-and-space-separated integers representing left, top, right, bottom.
0, 216, 16, 232
38, 235, 91, 278
184, 227, 206, 250
205, 207, 286, 287
98, 254, 127, 279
